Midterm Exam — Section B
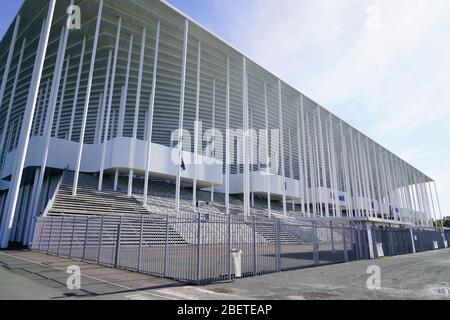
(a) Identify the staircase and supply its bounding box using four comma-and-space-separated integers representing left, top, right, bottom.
48, 172, 152, 217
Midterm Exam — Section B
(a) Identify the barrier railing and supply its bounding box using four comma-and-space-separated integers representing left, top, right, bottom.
31, 213, 359, 285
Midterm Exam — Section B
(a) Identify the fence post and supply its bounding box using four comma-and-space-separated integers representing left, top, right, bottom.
227, 212, 231, 281
47, 217, 54, 254
163, 214, 169, 278
252, 216, 257, 276
137, 215, 144, 272
97, 215, 104, 264
69, 217, 75, 259
342, 224, 348, 262
57, 216, 64, 256
114, 217, 122, 268
196, 210, 201, 285
330, 221, 335, 253
312, 221, 319, 265
82, 217, 89, 261
275, 219, 281, 272
38, 218, 45, 252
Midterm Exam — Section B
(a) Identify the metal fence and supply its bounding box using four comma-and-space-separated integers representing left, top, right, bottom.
371, 226, 449, 258
31, 213, 358, 285
30, 214, 449, 285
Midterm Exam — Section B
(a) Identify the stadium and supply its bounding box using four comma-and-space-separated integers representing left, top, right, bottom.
0, 0, 447, 284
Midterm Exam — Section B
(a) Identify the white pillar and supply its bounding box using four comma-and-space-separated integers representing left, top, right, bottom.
30, 26, 69, 222
68, 36, 86, 141
225, 57, 230, 215
98, 17, 122, 192
210, 78, 216, 203
264, 82, 271, 217
0, 1, 56, 248
175, 19, 189, 212
192, 42, 201, 207
143, 22, 160, 206
278, 80, 287, 215
316, 106, 328, 217
433, 181, 444, 228
114, 169, 119, 192
339, 121, 353, 217
300, 96, 310, 216
55, 55, 70, 138
38, 79, 50, 136
94, 93, 103, 144
296, 100, 305, 215
97, 51, 112, 144
288, 128, 294, 212
0, 15, 20, 127
72, 0, 104, 196
117, 34, 133, 138
0, 38, 26, 169
133, 27, 146, 139
128, 26, 147, 196
328, 114, 340, 217
242, 58, 250, 218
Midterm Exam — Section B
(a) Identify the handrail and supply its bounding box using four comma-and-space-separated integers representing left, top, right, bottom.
42, 166, 69, 217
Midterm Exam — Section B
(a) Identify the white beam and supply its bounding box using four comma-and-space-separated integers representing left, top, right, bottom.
98, 17, 122, 191
0, 38, 26, 170
0, 1, 56, 248
175, 19, 189, 212
68, 36, 86, 141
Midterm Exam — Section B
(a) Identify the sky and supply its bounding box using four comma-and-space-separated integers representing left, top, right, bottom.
0, 0, 449, 218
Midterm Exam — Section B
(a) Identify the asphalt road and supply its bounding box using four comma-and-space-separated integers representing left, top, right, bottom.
0, 249, 449, 300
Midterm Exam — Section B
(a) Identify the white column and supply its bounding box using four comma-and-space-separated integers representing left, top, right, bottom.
128, 25, 147, 197
296, 104, 304, 214
38, 79, 50, 136
68, 36, 86, 141
72, 0, 104, 196
97, 51, 112, 144
306, 112, 317, 216
94, 93, 103, 144
55, 55, 70, 138
23, 169, 40, 244
325, 124, 335, 216
242, 58, 250, 218
98, 17, 122, 191
175, 19, 189, 212
133, 27, 146, 139
278, 80, 287, 215
0, 1, 56, 248
117, 34, 133, 138
263, 82, 271, 217
0, 15, 20, 127
339, 121, 353, 217
143, 21, 160, 206
433, 181, 444, 228
225, 57, 230, 215
30, 26, 70, 222
114, 169, 119, 191
0, 38, 26, 169
210, 78, 216, 203
192, 42, 201, 207
288, 128, 294, 211
316, 106, 328, 217
300, 96, 310, 216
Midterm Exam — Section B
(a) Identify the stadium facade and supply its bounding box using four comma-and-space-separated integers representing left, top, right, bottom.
0, 0, 444, 249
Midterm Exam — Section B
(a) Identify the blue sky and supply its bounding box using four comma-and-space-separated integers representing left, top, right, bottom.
1, 0, 449, 218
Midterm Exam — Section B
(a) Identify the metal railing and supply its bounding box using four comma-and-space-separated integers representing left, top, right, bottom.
31, 213, 359, 285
